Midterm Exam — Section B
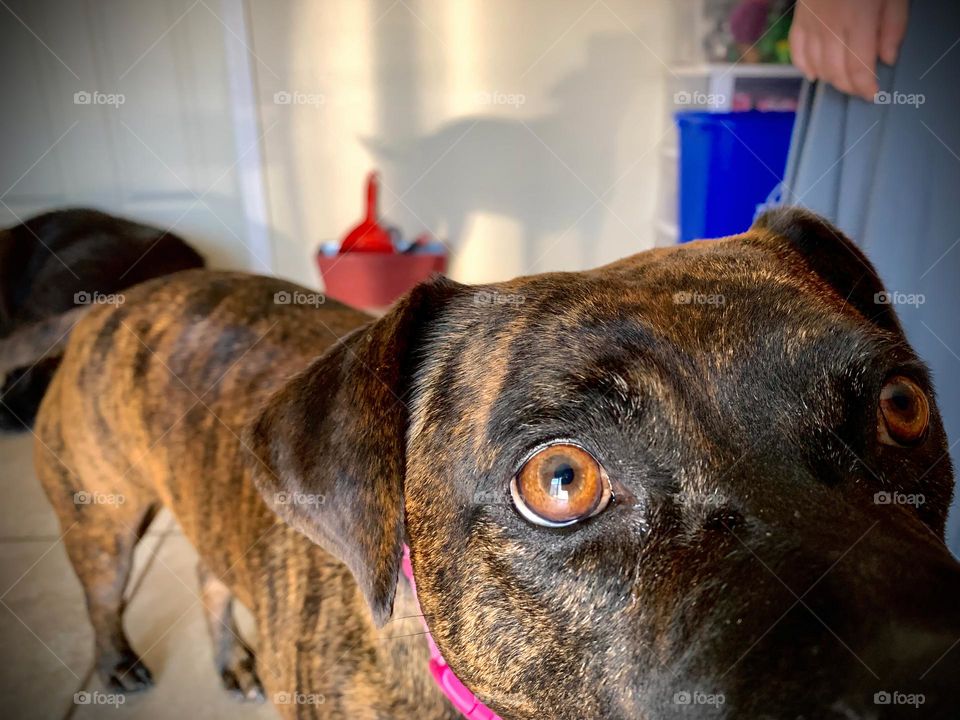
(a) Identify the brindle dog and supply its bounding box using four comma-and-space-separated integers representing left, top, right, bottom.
0, 207, 204, 430
32, 208, 960, 719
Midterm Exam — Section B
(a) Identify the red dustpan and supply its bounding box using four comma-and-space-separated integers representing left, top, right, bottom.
340, 172, 393, 253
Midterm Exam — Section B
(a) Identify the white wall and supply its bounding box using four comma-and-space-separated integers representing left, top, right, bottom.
0, 0, 267, 273
247, 0, 673, 288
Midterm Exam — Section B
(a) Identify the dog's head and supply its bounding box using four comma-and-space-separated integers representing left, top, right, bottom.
248, 208, 960, 719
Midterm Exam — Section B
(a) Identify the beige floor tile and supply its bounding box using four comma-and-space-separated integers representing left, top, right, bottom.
150, 508, 182, 537
71, 534, 279, 720
2, 431, 273, 719
0, 432, 62, 539
0, 513, 184, 720
126, 521, 176, 602
0, 539, 92, 720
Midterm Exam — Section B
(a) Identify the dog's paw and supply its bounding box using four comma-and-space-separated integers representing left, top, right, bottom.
220, 650, 265, 703
101, 652, 154, 693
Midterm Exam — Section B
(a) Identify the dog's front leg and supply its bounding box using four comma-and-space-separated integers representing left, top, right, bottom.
197, 561, 265, 702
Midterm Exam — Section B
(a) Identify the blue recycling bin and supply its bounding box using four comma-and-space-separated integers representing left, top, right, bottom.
675, 110, 795, 243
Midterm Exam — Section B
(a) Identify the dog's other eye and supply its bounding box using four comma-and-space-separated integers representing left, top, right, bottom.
878, 375, 930, 446
510, 443, 612, 527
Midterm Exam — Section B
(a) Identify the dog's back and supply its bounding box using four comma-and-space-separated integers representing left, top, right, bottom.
35, 269, 366, 590
0, 208, 203, 332
0, 208, 205, 430
34, 273, 335, 688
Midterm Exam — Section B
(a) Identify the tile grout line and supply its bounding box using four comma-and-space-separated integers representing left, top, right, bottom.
0, 528, 181, 544
125, 515, 178, 602
60, 666, 95, 720
0, 535, 67, 543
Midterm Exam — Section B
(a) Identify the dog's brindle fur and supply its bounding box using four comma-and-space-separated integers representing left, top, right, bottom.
0, 207, 204, 430
33, 209, 960, 719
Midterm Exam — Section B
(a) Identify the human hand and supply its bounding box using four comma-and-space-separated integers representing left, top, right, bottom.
789, 0, 909, 101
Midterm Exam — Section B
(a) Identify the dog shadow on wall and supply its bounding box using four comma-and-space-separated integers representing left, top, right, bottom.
364, 34, 641, 271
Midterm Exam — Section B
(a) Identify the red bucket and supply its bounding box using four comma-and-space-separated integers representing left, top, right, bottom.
316, 251, 447, 310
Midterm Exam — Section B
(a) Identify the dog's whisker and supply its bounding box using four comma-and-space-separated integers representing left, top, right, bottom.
388, 612, 434, 622
379, 629, 433, 643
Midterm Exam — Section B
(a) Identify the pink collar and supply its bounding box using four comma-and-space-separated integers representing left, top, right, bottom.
401, 546, 503, 720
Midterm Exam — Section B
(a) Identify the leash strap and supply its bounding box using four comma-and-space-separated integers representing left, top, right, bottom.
401, 546, 503, 720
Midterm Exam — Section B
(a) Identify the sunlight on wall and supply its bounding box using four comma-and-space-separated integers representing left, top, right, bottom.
250, 0, 670, 288
442, 0, 528, 282
451, 214, 526, 284
444, 0, 480, 117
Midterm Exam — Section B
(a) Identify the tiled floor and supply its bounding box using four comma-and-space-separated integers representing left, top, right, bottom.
0, 432, 279, 720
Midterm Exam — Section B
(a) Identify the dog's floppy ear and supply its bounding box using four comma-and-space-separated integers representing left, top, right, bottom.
752, 206, 902, 335
245, 276, 463, 626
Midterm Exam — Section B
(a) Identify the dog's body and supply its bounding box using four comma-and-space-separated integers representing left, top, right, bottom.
34, 272, 454, 718
0, 208, 204, 430
32, 209, 960, 719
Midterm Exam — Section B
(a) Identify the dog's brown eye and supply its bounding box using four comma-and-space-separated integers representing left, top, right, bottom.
511, 443, 611, 527
878, 375, 930, 446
